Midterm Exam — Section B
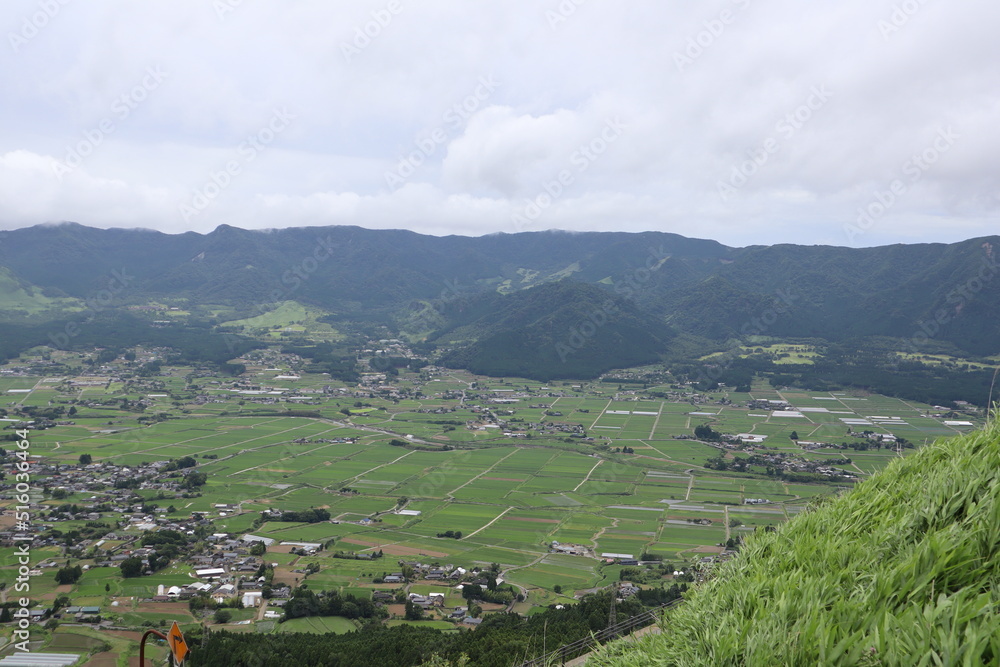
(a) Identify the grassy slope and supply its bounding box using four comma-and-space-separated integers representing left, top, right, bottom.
0, 266, 80, 315
219, 300, 338, 337
590, 422, 1000, 666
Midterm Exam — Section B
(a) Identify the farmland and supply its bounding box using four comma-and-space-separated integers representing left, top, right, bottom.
0, 345, 985, 660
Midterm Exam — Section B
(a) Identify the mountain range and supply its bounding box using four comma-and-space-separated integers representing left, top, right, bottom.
1, 222, 998, 381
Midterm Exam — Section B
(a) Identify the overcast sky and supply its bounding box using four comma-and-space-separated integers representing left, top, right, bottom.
1, 0, 997, 248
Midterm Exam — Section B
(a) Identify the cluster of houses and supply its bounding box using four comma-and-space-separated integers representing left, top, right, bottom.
0, 456, 216, 549
696, 548, 740, 568
150, 579, 291, 609
459, 406, 588, 439
382, 564, 470, 585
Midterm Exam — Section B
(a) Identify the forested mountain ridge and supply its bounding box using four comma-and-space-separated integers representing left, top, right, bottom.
1, 222, 999, 380
0, 223, 732, 309
434, 281, 674, 379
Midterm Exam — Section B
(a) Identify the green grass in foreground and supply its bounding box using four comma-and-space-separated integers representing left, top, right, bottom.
590, 421, 1000, 666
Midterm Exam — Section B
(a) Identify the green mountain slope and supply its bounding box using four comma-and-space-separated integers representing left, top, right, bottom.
0, 266, 80, 318
0, 223, 731, 308
590, 422, 1000, 666
436, 282, 672, 380
2, 223, 1000, 368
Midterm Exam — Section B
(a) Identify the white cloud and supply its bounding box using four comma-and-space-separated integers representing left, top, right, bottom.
0, 0, 998, 247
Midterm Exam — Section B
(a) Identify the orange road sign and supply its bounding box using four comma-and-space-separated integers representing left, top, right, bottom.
168, 621, 190, 663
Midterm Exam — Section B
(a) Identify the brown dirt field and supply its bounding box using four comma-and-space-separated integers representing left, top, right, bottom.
268, 544, 296, 554
480, 477, 524, 482
340, 537, 380, 547
378, 544, 449, 558
106, 630, 145, 642
387, 603, 406, 617
0, 514, 16, 528
692, 545, 725, 554
505, 517, 558, 524
83, 653, 119, 667
134, 601, 192, 614
271, 567, 303, 588
55, 584, 73, 593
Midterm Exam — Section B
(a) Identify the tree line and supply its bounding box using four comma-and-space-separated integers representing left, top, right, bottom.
189, 588, 683, 666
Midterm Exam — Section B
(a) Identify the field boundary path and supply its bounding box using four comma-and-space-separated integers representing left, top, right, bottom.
338, 449, 416, 489
462, 506, 513, 539
589, 400, 613, 431
591, 517, 619, 546
648, 402, 664, 439
446, 449, 520, 498
573, 460, 604, 492
498, 551, 549, 606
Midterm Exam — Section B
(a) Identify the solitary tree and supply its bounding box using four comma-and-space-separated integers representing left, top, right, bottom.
404, 601, 423, 621
119, 556, 143, 578
694, 424, 721, 441
54, 565, 82, 584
